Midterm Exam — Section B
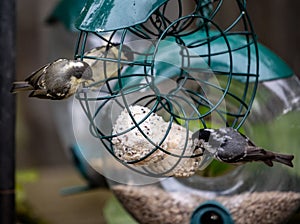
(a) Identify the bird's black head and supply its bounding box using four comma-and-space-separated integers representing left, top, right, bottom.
192, 129, 211, 142
71, 61, 93, 81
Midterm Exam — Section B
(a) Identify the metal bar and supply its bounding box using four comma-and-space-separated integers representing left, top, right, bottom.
0, 0, 16, 223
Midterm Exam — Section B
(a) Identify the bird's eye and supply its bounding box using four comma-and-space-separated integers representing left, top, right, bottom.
73, 71, 83, 79
220, 142, 226, 147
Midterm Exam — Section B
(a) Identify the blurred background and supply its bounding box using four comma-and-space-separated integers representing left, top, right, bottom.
15, 0, 299, 223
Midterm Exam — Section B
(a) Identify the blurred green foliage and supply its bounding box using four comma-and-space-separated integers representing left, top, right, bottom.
16, 170, 47, 224
250, 111, 300, 176
104, 195, 138, 224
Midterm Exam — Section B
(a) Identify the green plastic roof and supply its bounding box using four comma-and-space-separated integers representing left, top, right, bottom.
255, 44, 294, 81
75, 0, 168, 32
121, 31, 293, 84
178, 31, 294, 82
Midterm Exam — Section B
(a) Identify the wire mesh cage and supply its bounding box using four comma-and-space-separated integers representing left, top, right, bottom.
73, 0, 259, 177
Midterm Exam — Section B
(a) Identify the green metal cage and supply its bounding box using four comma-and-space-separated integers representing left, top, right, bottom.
73, 0, 260, 177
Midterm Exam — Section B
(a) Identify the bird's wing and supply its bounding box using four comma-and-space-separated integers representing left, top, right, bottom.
25, 62, 51, 89
238, 131, 256, 147
28, 89, 49, 99
11, 63, 51, 93
236, 146, 274, 166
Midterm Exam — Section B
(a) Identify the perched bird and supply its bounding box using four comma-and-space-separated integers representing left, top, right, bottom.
192, 127, 294, 167
83, 44, 133, 86
11, 59, 93, 100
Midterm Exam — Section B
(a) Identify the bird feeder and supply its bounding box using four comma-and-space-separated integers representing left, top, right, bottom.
49, 0, 300, 223
73, 0, 259, 176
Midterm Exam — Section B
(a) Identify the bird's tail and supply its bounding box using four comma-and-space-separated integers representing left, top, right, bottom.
10, 82, 33, 93
272, 152, 294, 167
244, 147, 294, 168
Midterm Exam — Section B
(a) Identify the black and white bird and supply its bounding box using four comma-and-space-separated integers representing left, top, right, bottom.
11, 59, 93, 100
192, 127, 294, 167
